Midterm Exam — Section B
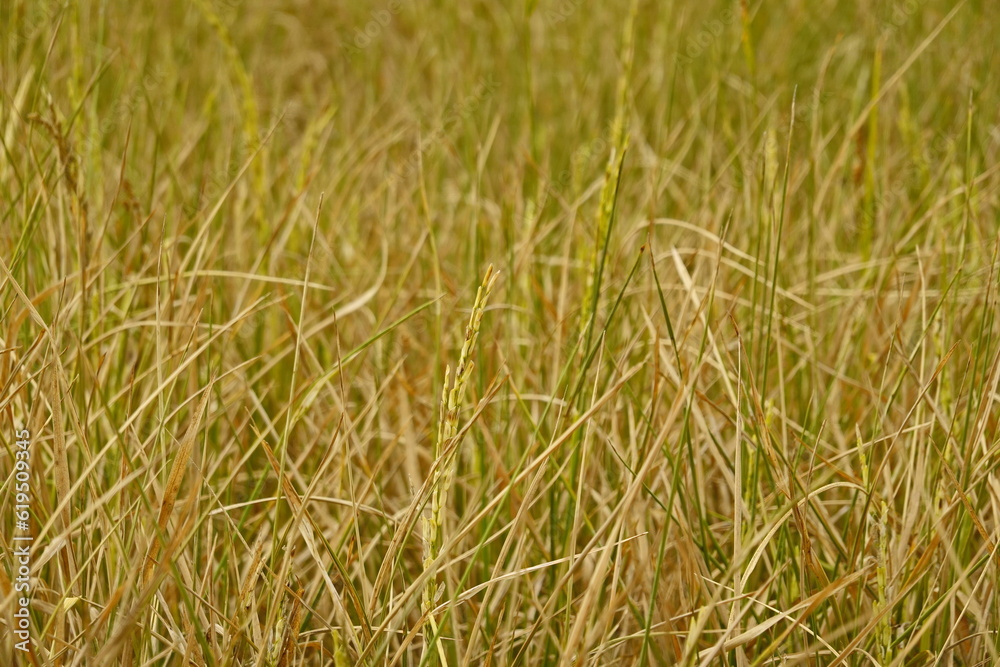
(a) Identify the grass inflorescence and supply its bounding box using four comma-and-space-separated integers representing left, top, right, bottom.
421, 264, 498, 665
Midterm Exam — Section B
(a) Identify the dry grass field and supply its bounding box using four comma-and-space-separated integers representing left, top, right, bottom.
2, 0, 1000, 665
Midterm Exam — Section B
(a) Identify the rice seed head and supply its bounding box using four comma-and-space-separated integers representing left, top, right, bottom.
421, 263, 499, 635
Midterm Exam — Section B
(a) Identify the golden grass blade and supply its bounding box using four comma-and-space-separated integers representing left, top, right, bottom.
141, 375, 215, 587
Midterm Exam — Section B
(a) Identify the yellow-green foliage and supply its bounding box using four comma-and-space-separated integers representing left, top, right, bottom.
1, 1, 1000, 665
